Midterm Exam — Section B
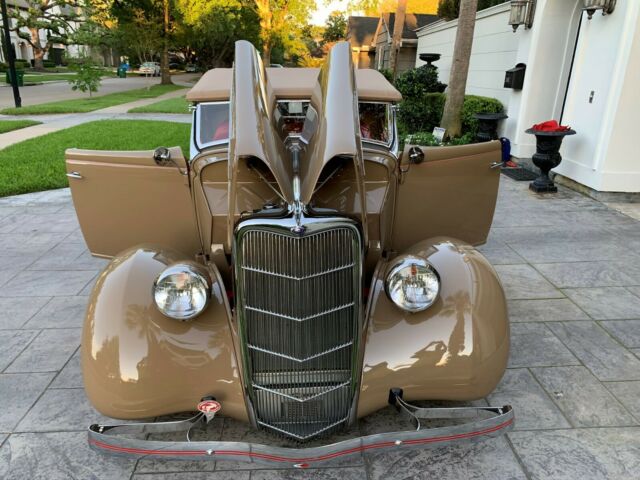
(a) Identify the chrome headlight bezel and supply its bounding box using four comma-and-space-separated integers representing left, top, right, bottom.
153, 263, 211, 321
385, 256, 440, 313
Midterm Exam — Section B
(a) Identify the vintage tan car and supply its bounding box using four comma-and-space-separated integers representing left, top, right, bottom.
65, 41, 512, 466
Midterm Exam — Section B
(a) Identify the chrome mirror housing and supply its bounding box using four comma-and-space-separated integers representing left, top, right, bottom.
408, 146, 425, 164
153, 147, 174, 167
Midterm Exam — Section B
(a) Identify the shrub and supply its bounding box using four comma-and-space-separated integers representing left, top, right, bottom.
398, 92, 446, 134
405, 131, 474, 147
438, 0, 506, 20
461, 95, 504, 138
395, 65, 445, 99
68, 57, 102, 97
14, 60, 29, 70
43, 60, 56, 68
398, 92, 503, 140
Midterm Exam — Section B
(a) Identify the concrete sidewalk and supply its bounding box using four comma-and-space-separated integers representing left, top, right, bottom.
0, 177, 639, 479
0, 88, 191, 150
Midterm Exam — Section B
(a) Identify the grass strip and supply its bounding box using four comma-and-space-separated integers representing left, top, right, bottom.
1, 84, 185, 115
0, 119, 190, 197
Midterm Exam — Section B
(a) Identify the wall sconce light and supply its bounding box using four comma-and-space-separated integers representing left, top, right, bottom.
583, 0, 616, 20
508, 0, 536, 32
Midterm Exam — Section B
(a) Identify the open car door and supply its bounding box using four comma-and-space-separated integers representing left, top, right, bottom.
392, 140, 501, 252
65, 147, 201, 258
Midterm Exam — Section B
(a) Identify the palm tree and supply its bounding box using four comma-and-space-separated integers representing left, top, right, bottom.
388, 0, 407, 80
440, 0, 478, 138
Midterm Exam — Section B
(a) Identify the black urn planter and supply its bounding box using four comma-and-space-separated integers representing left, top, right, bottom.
474, 113, 508, 142
419, 53, 441, 67
525, 128, 576, 193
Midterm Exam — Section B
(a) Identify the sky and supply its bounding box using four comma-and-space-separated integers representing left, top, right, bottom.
311, 0, 353, 25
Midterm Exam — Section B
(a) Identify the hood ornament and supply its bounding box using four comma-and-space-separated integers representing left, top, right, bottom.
291, 224, 306, 235
289, 140, 306, 236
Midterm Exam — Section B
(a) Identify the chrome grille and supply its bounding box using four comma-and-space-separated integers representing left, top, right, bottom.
234, 221, 362, 440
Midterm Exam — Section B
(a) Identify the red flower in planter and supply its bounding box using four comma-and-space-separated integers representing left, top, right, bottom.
531, 120, 571, 132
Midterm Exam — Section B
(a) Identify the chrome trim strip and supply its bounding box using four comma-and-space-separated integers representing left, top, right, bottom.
87, 403, 514, 466
247, 342, 353, 362
244, 303, 354, 322
252, 381, 351, 403
241, 263, 355, 280
256, 416, 350, 441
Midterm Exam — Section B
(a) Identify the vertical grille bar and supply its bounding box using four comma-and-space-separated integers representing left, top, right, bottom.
235, 221, 362, 441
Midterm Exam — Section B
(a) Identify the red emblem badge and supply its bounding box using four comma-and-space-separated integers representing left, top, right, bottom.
197, 400, 222, 414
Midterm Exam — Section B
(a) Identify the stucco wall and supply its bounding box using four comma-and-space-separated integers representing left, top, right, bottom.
416, 3, 516, 107
555, 0, 640, 192
416, 0, 640, 193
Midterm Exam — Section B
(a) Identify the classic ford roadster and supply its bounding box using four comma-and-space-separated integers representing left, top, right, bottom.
66, 41, 512, 466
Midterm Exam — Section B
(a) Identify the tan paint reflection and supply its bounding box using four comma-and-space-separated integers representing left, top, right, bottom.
357, 238, 509, 418
82, 246, 248, 421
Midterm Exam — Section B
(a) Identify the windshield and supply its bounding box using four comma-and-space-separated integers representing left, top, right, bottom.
358, 102, 392, 145
273, 100, 394, 147
195, 102, 230, 149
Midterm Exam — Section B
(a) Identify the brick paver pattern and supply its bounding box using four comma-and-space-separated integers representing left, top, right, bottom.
1, 178, 639, 479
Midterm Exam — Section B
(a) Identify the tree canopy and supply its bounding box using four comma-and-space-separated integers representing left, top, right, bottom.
8, 0, 82, 70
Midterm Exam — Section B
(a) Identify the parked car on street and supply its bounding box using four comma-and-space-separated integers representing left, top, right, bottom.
139, 61, 161, 76
185, 63, 197, 72
65, 41, 512, 466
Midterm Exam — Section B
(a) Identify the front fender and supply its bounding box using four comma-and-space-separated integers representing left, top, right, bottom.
357, 238, 509, 418
81, 245, 248, 421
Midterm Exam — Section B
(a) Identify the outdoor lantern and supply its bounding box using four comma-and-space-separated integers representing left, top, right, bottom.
508, 0, 535, 32
583, 0, 616, 20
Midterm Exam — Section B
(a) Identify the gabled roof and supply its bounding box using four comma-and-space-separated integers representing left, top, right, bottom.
346, 16, 380, 48
381, 12, 439, 40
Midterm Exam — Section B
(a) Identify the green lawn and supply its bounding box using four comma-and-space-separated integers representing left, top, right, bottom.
0, 119, 41, 134
0, 120, 190, 197
129, 96, 190, 114
0, 84, 185, 115
1, 73, 77, 84
2, 71, 117, 84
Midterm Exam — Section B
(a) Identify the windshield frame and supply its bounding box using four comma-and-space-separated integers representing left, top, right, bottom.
194, 101, 231, 152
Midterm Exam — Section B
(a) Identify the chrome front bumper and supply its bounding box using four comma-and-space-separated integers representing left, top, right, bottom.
88, 393, 514, 468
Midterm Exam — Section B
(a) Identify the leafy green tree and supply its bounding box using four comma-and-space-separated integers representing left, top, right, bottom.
8, 0, 83, 70
68, 57, 102, 96
176, 0, 260, 68
254, 0, 314, 65
110, 0, 175, 84
437, 0, 504, 20
322, 12, 347, 44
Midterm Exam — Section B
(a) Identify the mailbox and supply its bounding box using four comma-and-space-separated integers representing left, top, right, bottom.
504, 63, 526, 90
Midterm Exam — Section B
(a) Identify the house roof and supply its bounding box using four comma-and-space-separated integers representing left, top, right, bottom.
346, 16, 380, 48
382, 12, 439, 40
186, 67, 402, 102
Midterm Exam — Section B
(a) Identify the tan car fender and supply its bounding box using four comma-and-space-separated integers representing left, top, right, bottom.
357, 237, 509, 418
81, 245, 248, 422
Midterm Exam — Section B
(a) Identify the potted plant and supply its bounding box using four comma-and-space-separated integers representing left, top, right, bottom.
525, 120, 576, 193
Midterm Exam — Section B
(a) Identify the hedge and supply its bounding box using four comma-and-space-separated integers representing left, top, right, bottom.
398, 92, 504, 140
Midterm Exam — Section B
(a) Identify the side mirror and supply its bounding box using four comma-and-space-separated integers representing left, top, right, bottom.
153, 147, 174, 167
408, 146, 425, 164
153, 147, 188, 175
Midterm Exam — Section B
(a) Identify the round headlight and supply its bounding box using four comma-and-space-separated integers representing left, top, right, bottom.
385, 256, 440, 312
153, 264, 210, 320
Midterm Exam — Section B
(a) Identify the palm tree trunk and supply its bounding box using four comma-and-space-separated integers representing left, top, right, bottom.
440, 0, 478, 139
389, 0, 407, 80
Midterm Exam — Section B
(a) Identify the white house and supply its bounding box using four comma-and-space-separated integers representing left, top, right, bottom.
0, 0, 86, 65
416, 0, 640, 197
